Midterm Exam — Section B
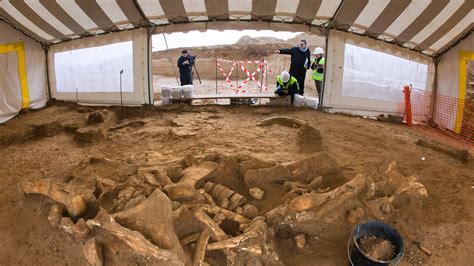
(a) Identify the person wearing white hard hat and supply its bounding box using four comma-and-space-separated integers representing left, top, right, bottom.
311, 47, 325, 108
274, 39, 311, 95
275, 71, 300, 105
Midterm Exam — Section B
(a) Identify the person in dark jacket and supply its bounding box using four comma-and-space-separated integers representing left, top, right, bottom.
177, 49, 195, 85
274, 39, 311, 95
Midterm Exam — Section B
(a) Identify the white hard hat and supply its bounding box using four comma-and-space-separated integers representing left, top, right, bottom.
281, 71, 290, 82
313, 47, 324, 54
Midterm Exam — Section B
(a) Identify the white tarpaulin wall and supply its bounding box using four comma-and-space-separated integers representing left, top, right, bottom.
438, 33, 474, 98
54, 41, 134, 93
324, 30, 435, 116
436, 33, 474, 133
342, 44, 428, 103
49, 29, 150, 105
0, 20, 47, 124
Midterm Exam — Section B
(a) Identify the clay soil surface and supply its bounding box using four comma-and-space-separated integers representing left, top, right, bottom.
1, 102, 473, 265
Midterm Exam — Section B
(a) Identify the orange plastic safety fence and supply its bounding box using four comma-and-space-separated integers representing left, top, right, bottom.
410, 88, 474, 143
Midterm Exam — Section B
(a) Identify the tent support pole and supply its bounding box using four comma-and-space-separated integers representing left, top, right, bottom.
429, 57, 440, 123
319, 27, 330, 110
318, 0, 344, 110
147, 28, 153, 105
42, 44, 52, 100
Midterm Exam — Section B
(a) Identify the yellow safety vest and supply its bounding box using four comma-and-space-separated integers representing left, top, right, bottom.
311, 57, 325, 81
277, 76, 298, 92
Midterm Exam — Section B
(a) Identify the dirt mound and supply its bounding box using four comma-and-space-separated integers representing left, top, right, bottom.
297, 124, 322, 153
236, 35, 285, 45
74, 128, 105, 143
31, 120, 63, 138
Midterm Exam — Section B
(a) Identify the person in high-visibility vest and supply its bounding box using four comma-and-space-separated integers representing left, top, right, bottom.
311, 47, 325, 107
275, 71, 300, 105
274, 40, 311, 95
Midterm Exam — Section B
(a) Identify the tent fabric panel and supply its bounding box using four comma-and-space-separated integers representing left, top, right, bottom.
333, 0, 368, 31
353, 0, 390, 29
0, 48, 22, 124
395, 0, 450, 44
323, 30, 435, 116
417, 1, 472, 51
435, 34, 473, 132
136, 0, 165, 19
116, 0, 146, 27
204, 0, 228, 20
74, 0, 115, 30
437, 33, 474, 98
39, 0, 86, 36
23, 0, 74, 36
315, 0, 341, 19
454, 51, 474, 133
159, 0, 189, 23
365, 0, 411, 36
0, 20, 47, 123
0, 4, 53, 41
96, 0, 128, 25
228, 0, 252, 13
56, 0, 98, 31
383, 0, 432, 38
430, 14, 473, 52
9, 0, 64, 39
48, 28, 150, 106
293, 0, 322, 24
409, 1, 465, 46
251, 0, 277, 21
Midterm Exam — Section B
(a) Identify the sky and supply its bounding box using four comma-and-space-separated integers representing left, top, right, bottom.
152, 30, 301, 51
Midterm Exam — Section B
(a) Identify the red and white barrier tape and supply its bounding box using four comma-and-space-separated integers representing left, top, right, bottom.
217, 61, 237, 92
215, 58, 272, 94
237, 62, 263, 92
217, 58, 262, 64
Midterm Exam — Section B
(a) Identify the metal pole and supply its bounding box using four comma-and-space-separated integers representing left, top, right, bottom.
43, 45, 52, 100
146, 28, 153, 105
215, 58, 218, 94
320, 27, 330, 110
259, 58, 264, 94
162, 33, 179, 85
75, 87, 78, 104
429, 57, 440, 123
265, 59, 268, 89
193, 63, 202, 84
120, 70, 124, 118
236, 61, 239, 90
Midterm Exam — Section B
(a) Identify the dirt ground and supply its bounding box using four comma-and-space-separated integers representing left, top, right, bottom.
0, 100, 473, 265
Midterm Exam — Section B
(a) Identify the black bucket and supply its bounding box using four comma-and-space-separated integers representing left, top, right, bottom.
348, 221, 404, 265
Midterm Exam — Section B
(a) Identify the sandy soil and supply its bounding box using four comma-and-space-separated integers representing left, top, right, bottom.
0, 101, 473, 265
